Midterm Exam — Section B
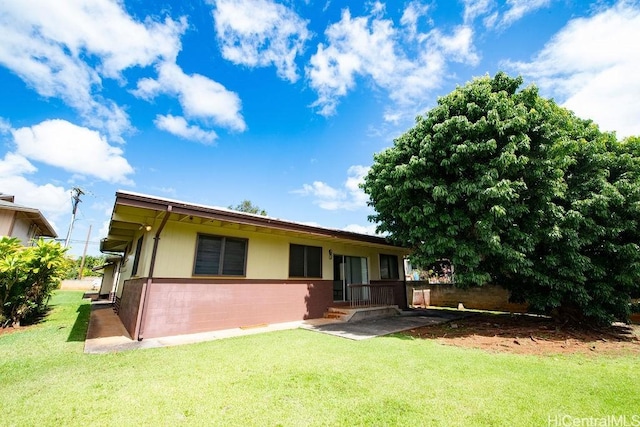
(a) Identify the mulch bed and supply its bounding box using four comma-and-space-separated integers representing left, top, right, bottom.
403, 312, 640, 356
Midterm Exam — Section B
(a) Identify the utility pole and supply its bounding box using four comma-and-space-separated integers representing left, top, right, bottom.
77, 224, 92, 280
64, 187, 84, 248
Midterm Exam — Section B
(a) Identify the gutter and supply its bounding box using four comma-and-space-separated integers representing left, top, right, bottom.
134, 205, 172, 341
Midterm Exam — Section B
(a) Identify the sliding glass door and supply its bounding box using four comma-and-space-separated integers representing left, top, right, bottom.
332, 255, 368, 302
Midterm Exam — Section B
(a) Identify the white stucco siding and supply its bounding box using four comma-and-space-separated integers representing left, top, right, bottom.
9, 217, 32, 245
0, 210, 15, 236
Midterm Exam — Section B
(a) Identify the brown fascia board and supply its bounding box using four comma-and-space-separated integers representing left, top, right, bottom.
113, 191, 405, 249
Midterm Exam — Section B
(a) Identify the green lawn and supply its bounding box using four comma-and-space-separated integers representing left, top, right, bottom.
1, 291, 638, 426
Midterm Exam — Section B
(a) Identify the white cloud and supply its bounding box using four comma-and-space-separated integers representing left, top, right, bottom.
342, 223, 379, 236
0, 117, 11, 134
11, 119, 134, 184
133, 61, 246, 132
344, 165, 370, 208
0, 158, 69, 229
154, 114, 218, 145
0, 153, 36, 176
460, 0, 550, 29
212, 0, 310, 82
369, 1, 386, 16
293, 165, 370, 211
307, 9, 401, 116
500, 0, 551, 29
507, 2, 640, 138
306, 6, 478, 120
461, 0, 493, 24
400, 1, 430, 38
95, 201, 116, 240
0, 0, 187, 141
428, 25, 479, 65
483, 12, 499, 29
98, 219, 111, 241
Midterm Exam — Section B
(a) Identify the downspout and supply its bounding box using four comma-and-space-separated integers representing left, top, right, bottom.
134, 205, 172, 341
402, 255, 409, 310
402, 268, 408, 310
111, 259, 122, 303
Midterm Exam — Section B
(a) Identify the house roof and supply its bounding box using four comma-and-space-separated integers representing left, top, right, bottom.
101, 190, 405, 253
0, 199, 57, 238
92, 255, 122, 271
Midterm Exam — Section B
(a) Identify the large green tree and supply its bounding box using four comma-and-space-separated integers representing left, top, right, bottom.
363, 72, 640, 325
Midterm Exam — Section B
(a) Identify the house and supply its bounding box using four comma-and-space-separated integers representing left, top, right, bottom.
93, 255, 122, 299
0, 195, 57, 244
100, 191, 410, 340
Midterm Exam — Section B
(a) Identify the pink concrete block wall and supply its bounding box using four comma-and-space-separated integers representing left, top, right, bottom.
139, 280, 333, 338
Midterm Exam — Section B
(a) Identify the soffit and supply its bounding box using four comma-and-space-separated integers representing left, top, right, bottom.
3, 207, 57, 238
101, 191, 409, 254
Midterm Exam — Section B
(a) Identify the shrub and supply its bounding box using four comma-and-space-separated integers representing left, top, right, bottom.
0, 237, 67, 327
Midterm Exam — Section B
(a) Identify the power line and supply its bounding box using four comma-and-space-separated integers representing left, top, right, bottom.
66, 240, 101, 245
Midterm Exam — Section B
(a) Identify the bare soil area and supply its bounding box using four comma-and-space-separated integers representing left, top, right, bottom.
403, 312, 640, 356
0, 324, 36, 336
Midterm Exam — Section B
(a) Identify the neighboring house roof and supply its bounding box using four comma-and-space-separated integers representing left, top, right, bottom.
92, 256, 122, 271
0, 199, 57, 238
101, 190, 404, 253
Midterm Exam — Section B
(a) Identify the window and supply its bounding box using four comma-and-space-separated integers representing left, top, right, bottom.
131, 236, 144, 276
380, 254, 399, 280
289, 244, 322, 278
194, 234, 247, 276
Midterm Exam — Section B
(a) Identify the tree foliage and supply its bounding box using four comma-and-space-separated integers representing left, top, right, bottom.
0, 237, 67, 327
228, 200, 267, 216
363, 72, 640, 325
64, 254, 106, 279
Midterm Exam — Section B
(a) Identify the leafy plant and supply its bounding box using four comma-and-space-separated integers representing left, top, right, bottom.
0, 237, 67, 327
63, 254, 105, 279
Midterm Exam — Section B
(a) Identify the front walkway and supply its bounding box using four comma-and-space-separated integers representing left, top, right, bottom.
84, 301, 470, 353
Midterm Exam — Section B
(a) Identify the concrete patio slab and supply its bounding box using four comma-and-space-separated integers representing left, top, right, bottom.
300, 308, 474, 340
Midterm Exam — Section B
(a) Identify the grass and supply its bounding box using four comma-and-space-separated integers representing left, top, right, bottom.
1, 291, 639, 426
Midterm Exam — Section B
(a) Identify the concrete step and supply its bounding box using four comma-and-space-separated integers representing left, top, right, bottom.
323, 307, 349, 321
324, 313, 346, 320
323, 306, 401, 322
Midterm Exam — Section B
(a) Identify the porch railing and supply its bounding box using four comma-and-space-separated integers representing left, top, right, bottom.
348, 283, 396, 308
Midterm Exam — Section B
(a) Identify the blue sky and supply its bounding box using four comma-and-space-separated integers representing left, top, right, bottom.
1, 0, 639, 256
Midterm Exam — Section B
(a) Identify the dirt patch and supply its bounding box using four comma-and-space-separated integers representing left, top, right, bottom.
0, 324, 38, 337
403, 312, 640, 356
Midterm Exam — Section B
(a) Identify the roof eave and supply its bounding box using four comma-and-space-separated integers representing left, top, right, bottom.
112, 191, 405, 249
